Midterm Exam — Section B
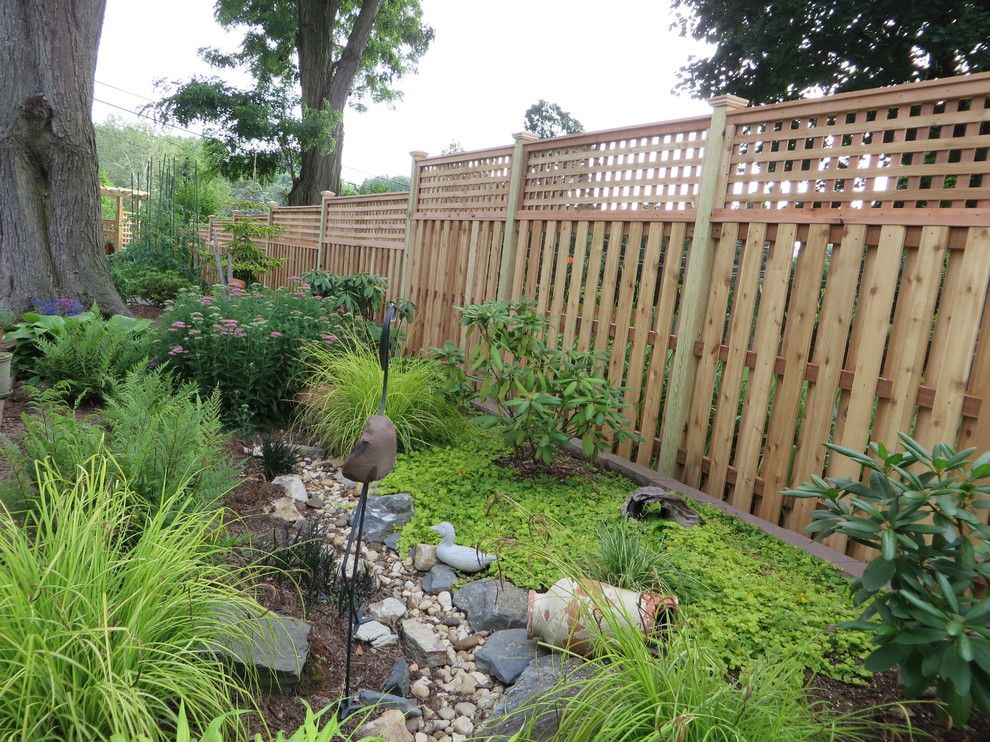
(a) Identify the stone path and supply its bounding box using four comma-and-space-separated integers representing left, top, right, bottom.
262, 453, 573, 742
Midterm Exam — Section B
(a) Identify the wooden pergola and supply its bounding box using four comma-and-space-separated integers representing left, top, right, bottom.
99, 185, 149, 251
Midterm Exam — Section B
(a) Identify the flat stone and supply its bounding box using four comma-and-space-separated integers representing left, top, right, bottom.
355, 620, 393, 644
370, 596, 408, 625
384, 532, 401, 552
401, 618, 447, 668
352, 493, 414, 544
305, 496, 325, 509
423, 564, 457, 595
452, 578, 528, 631
270, 496, 304, 523
413, 544, 438, 571
272, 474, 308, 502
290, 443, 324, 460
356, 709, 414, 742
355, 689, 421, 718
475, 655, 590, 740
383, 657, 411, 698
214, 609, 310, 694
474, 628, 549, 685
454, 634, 482, 652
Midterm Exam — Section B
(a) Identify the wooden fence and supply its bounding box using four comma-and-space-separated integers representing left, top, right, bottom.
202, 72, 990, 558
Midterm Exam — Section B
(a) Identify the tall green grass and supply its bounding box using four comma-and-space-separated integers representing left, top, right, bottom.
0, 455, 262, 741
581, 520, 687, 595
297, 341, 465, 455
524, 588, 907, 742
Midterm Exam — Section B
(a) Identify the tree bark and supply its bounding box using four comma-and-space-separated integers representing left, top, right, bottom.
0, 0, 127, 315
288, 0, 384, 205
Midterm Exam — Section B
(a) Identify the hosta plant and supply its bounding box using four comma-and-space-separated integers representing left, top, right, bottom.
443, 299, 637, 466
785, 434, 990, 725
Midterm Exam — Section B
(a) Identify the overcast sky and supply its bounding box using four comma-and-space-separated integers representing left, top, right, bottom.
94, 0, 712, 184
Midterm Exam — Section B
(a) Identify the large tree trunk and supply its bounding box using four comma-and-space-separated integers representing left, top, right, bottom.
0, 0, 127, 314
287, 0, 383, 206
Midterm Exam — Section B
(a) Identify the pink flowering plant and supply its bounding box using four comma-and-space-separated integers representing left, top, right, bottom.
157, 285, 367, 428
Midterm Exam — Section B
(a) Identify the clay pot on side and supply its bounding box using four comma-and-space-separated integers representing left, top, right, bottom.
527, 577, 678, 657
0, 351, 13, 400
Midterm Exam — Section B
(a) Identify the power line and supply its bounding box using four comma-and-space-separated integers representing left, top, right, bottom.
95, 79, 155, 102
94, 96, 206, 138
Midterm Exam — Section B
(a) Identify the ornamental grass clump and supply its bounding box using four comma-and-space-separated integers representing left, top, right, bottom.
158, 285, 368, 428
297, 340, 465, 455
519, 576, 899, 742
787, 435, 990, 726
0, 455, 263, 741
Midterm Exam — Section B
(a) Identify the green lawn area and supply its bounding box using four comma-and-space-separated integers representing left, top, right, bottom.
379, 424, 873, 683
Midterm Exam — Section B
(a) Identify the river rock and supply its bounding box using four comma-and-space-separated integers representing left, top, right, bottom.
270, 496, 304, 523
352, 493, 414, 544
424, 564, 457, 595
452, 578, 528, 631
474, 628, 548, 684
414, 544, 438, 571
401, 618, 447, 668
356, 709, 414, 742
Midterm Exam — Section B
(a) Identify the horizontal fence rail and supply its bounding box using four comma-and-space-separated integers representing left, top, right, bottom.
194, 72, 990, 561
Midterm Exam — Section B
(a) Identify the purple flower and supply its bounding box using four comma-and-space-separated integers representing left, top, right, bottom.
31, 296, 85, 317
269, 331, 283, 338
167, 345, 188, 356
170, 321, 187, 329
320, 333, 338, 344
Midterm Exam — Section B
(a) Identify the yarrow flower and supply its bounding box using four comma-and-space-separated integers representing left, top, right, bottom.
269, 331, 283, 338
170, 321, 187, 329
188, 329, 201, 335
320, 333, 338, 344
168, 345, 188, 356
219, 318, 239, 325
199, 295, 215, 305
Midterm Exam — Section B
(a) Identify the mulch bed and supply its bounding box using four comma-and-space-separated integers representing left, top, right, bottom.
223, 447, 401, 736
810, 670, 989, 740
125, 302, 166, 321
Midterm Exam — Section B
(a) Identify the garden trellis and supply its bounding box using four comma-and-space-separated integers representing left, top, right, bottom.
201, 72, 990, 559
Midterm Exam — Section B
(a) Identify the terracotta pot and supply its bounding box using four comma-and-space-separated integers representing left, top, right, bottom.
0, 351, 12, 400
527, 577, 677, 656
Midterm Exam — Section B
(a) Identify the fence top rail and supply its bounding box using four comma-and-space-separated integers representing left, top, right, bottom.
326, 192, 409, 203
272, 205, 322, 213
727, 71, 990, 124
418, 145, 515, 167
524, 114, 713, 153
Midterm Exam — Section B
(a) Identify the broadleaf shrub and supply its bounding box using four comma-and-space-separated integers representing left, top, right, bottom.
158, 286, 368, 428
786, 434, 990, 725
438, 299, 637, 466
111, 261, 196, 304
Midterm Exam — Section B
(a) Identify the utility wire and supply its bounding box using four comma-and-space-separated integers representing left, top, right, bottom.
95, 79, 156, 102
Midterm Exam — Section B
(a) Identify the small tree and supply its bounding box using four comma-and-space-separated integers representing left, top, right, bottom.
220, 219, 284, 284
786, 435, 990, 725
523, 100, 584, 139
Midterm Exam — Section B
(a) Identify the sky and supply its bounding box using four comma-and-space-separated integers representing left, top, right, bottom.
94, 0, 713, 185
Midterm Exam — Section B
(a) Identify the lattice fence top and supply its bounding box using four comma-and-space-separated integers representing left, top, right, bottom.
325, 192, 407, 249
724, 73, 990, 210
520, 117, 711, 213
417, 147, 513, 214
271, 206, 320, 245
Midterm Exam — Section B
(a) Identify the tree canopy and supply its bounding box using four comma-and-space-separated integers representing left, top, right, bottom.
671, 0, 990, 103
154, 0, 432, 204
523, 100, 584, 139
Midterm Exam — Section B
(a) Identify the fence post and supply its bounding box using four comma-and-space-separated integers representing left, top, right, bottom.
497, 132, 538, 301
400, 151, 428, 299
263, 201, 277, 287
316, 191, 334, 272
656, 94, 748, 476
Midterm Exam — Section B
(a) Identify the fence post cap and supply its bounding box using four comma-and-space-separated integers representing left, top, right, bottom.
320, 190, 335, 198
708, 94, 749, 110
267, 200, 279, 207
410, 150, 429, 159
512, 131, 540, 142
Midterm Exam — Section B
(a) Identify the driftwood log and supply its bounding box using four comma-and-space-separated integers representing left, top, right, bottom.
621, 487, 703, 528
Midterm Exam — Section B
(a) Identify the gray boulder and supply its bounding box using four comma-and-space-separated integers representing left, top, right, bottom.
382, 657, 411, 698
354, 689, 421, 718
351, 493, 414, 544
400, 618, 447, 668
423, 564, 457, 595
452, 578, 528, 631
475, 654, 590, 740
214, 610, 310, 694
474, 628, 549, 684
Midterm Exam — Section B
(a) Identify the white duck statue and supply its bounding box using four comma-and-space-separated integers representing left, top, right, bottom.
430, 522, 497, 573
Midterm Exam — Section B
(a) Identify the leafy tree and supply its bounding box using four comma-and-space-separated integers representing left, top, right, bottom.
671, 0, 990, 103
95, 117, 201, 187
356, 174, 410, 193
441, 140, 465, 155
523, 100, 584, 139
1, 0, 127, 314
154, 0, 433, 206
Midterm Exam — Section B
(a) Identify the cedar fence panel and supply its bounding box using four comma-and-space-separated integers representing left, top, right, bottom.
197, 72, 990, 559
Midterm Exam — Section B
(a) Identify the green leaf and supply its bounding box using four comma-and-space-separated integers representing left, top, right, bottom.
861, 557, 896, 591
864, 641, 909, 672
881, 529, 897, 561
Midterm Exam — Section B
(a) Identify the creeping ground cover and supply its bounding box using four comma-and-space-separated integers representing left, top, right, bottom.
379, 424, 874, 682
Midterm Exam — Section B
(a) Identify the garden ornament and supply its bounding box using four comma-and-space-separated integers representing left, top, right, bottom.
621, 486, 703, 528
339, 302, 399, 721
527, 577, 678, 657
430, 521, 497, 573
